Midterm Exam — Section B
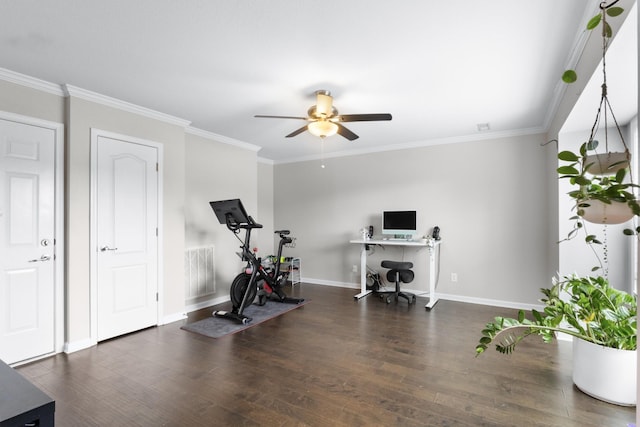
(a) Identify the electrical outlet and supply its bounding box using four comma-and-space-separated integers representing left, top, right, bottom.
451, 273, 458, 282
352, 265, 358, 273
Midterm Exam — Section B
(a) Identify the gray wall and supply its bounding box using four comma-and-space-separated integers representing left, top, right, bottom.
257, 160, 275, 254
0, 76, 270, 350
183, 131, 260, 304
273, 133, 552, 306
65, 95, 187, 345
0, 80, 64, 123
0, 79, 190, 349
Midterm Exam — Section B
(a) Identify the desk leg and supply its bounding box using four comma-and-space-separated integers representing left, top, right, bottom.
425, 245, 439, 309
354, 244, 371, 300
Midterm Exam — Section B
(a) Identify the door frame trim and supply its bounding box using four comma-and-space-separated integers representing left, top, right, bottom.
0, 110, 65, 359
89, 128, 164, 345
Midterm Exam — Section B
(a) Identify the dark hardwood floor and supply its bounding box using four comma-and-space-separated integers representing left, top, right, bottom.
17, 284, 635, 426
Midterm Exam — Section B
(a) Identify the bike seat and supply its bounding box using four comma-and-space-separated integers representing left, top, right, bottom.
275, 230, 290, 235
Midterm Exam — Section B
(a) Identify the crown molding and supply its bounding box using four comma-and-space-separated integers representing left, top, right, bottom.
185, 126, 261, 152
272, 127, 546, 165
63, 84, 191, 127
257, 157, 274, 165
0, 67, 65, 96
0, 68, 192, 128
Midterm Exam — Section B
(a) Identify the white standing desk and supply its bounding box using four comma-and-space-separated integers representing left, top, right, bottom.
349, 238, 441, 309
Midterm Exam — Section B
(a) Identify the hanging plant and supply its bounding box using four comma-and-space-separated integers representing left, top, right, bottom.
477, 1, 638, 407
558, 140, 639, 236
556, 0, 639, 251
561, 3, 625, 83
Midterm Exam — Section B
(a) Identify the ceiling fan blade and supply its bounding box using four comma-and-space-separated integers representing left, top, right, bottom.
285, 125, 309, 138
255, 115, 308, 120
337, 113, 392, 122
336, 123, 359, 141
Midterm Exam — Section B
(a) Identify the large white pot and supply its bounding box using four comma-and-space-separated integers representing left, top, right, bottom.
572, 338, 637, 406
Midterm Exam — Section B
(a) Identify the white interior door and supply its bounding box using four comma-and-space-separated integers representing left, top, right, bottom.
0, 118, 56, 364
94, 132, 159, 341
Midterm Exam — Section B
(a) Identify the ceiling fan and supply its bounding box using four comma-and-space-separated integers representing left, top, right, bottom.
254, 90, 392, 141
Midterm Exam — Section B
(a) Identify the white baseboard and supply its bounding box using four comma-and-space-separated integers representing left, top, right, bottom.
185, 295, 230, 314
64, 338, 94, 354
160, 311, 188, 325
302, 277, 359, 289
424, 292, 545, 311
302, 279, 543, 311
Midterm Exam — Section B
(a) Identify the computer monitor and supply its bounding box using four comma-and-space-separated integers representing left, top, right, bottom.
382, 210, 417, 238
210, 199, 250, 226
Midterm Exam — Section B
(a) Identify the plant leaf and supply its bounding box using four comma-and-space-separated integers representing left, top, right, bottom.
573, 176, 592, 186
557, 165, 579, 175
607, 6, 624, 17
532, 310, 543, 322
558, 151, 580, 162
562, 70, 577, 83
586, 14, 602, 30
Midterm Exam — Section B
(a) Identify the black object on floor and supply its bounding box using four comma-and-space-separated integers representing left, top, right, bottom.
0, 359, 55, 427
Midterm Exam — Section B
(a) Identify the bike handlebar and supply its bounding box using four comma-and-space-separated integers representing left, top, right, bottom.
240, 216, 262, 229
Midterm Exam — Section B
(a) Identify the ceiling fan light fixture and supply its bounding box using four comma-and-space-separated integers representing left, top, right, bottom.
308, 120, 338, 138
255, 90, 391, 141
315, 90, 333, 118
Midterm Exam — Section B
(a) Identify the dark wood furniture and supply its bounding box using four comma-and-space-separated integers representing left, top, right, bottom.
0, 359, 54, 427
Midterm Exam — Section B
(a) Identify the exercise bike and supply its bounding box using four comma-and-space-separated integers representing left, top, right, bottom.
209, 199, 304, 324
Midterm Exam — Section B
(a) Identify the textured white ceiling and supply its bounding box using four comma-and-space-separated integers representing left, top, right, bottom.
0, 0, 636, 162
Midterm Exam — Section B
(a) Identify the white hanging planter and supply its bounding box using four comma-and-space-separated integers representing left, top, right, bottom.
579, 199, 635, 224
572, 338, 636, 406
584, 152, 630, 175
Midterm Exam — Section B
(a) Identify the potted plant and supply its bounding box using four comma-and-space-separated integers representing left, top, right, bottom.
558, 140, 640, 231
475, 1, 638, 407
558, 0, 639, 236
475, 274, 637, 406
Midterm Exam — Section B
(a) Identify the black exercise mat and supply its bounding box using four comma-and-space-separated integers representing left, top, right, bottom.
181, 300, 309, 339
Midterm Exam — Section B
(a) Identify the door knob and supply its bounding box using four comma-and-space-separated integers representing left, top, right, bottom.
28, 255, 52, 262
100, 246, 118, 252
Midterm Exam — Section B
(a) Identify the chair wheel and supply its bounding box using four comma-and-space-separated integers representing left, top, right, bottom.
386, 297, 391, 304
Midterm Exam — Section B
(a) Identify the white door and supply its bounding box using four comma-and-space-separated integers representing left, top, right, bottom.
0, 119, 56, 364
94, 133, 159, 341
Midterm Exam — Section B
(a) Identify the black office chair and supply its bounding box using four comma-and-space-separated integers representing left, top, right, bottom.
378, 260, 416, 304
